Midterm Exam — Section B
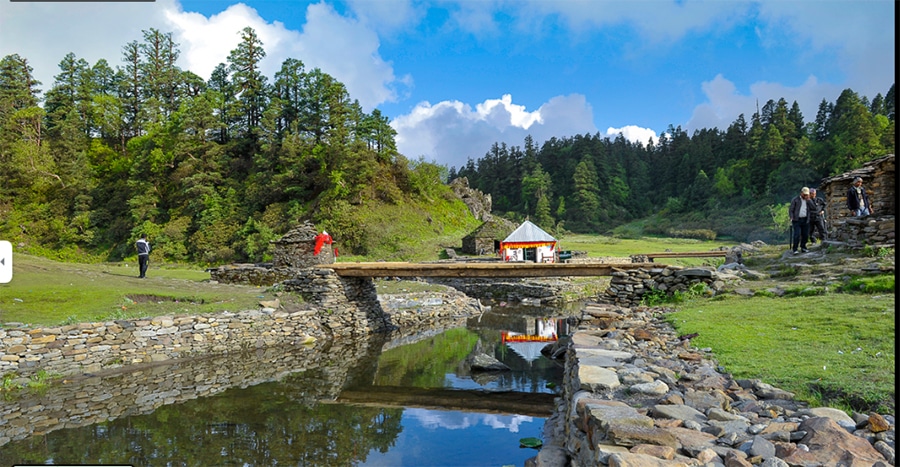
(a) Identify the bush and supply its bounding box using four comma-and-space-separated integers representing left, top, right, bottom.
667, 229, 717, 241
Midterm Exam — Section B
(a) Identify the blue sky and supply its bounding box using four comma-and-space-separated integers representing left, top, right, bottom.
0, 0, 895, 170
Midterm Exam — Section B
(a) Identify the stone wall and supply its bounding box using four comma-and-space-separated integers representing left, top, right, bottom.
0, 337, 383, 447
426, 277, 588, 306
820, 154, 895, 222
827, 215, 895, 249
0, 286, 483, 447
0, 271, 483, 380
537, 304, 895, 466
602, 266, 726, 308
282, 269, 392, 335
0, 307, 327, 378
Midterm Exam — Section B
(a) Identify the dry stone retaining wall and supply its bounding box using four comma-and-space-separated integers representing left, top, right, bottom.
0, 270, 483, 380
827, 215, 895, 249
426, 277, 585, 306
603, 266, 727, 308
0, 307, 327, 378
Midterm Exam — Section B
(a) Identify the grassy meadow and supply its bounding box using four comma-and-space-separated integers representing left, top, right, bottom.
668, 292, 894, 413
0, 235, 894, 413
0, 254, 285, 326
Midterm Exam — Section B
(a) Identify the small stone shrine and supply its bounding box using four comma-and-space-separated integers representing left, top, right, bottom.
210, 221, 335, 286
272, 221, 336, 267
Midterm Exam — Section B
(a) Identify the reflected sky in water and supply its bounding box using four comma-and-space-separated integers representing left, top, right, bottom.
361, 408, 543, 467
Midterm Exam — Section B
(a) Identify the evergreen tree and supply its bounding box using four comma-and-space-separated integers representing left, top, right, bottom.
570, 156, 601, 230
228, 26, 268, 136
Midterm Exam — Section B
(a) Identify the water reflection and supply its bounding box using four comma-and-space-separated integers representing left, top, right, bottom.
0, 300, 576, 466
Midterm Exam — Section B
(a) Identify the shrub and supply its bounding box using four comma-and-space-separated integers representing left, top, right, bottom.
667, 229, 717, 241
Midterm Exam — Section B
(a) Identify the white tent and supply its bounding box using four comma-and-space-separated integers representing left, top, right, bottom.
499, 220, 558, 263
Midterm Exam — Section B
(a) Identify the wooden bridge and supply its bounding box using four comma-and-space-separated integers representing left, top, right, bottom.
320, 261, 657, 278
640, 251, 728, 262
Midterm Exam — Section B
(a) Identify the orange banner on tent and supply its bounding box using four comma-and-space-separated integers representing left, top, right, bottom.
500, 241, 556, 249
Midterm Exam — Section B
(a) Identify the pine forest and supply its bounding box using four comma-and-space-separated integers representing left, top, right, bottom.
0, 27, 895, 264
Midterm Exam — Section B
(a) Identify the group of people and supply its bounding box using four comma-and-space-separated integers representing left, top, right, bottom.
789, 177, 873, 254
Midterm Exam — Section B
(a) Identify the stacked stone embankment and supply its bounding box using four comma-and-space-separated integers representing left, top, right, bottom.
426, 277, 587, 306
0, 270, 480, 379
604, 266, 729, 308
531, 303, 895, 467
0, 285, 479, 447
828, 215, 895, 249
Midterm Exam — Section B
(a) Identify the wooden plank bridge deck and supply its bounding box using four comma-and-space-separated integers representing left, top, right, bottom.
642, 251, 728, 262
320, 261, 657, 278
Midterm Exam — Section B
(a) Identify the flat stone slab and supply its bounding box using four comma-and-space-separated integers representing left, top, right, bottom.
584, 403, 654, 432
577, 355, 625, 368
574, 348, 634, 360
651, 404, 708, 424
578, 365, 620, 391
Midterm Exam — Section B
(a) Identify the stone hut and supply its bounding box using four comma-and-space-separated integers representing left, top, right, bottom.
818, 154, 894, 247
272, 221, 336, 267
462, 216, 516, 255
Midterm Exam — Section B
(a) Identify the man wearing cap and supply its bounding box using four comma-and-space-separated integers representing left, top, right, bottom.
788, 187, 815, 254
846, 176, 872, 217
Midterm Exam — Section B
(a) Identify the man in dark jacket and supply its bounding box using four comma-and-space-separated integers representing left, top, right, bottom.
788, 187, 815, 254
136, 234, 151, 278
846, 176, 872, 217
808, 188, 827, 244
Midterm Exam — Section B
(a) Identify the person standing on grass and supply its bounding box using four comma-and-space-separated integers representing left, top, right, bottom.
846, 176, 873, 217
136, 234, 151, 278
808, 188, 827, 244
789, 187, 815, 254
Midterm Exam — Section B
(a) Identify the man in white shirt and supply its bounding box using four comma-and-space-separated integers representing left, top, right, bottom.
788, 187, 815, 254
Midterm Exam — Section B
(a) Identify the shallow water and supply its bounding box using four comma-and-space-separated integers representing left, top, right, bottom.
0, 301, 576, 466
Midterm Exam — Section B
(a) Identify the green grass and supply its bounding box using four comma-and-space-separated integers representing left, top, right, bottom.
556, 233, 735, 267
334, 198, 482, 263
0, 254, 285, 327
666, 293, 895, 413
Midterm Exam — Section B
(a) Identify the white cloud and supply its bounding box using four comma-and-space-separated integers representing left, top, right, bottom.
604, 125, 658, 147
0, 0, 401, 112
288, 3, 401, 111
406, 408, 533, 432
754, 0, 894, 100
346, 0, 424, 33
391, 94, 597, 169
0, 0, 178, 92
166, 2, 400, 112
165, 2, 284, 81
686, 74, 843, 132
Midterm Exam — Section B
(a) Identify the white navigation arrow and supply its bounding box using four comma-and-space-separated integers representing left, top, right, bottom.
0, 241, 12, 283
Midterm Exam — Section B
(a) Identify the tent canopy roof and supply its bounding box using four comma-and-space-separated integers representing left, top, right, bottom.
502, 220, 556, 244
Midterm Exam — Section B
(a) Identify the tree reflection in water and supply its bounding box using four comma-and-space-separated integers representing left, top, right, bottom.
1, 371, 403, 466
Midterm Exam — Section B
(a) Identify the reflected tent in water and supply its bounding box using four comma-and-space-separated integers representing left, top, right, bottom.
501, 318, 562, 365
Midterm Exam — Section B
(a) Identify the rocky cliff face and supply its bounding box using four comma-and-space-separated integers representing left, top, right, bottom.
450, 177, 492, 221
